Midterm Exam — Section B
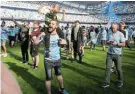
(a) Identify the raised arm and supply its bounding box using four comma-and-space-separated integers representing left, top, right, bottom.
61, 9, 65, 21
12, 16, 22, 28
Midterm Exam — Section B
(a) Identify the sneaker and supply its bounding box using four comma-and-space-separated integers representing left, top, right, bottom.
116, 82, 123, 88
20, 60, 25, 63
3, 53, 7, 57
66, 57, 69, 60
1, 53, 4, 56
101, 83, 110, 88
24, 62, 28, 65
111, 68, 115, 73
59, 89, 69, 94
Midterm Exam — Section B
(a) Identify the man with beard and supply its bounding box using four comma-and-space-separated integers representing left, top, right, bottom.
35, 20, 68, 94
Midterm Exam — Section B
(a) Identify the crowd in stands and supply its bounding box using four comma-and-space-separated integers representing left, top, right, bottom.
1, 1, 87, 14
1, 1, 135, 26
113, 1, 135, 14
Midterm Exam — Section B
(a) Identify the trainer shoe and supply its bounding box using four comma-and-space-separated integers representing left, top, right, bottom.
101, 83, 110, 88
3, 53, 7, 57
59, 88, 69, 94
20, 60, 25, 63
116, 82, 123, 88
66, 57, 69, 60
1, 53, 4, 56
24, 62, 28, 65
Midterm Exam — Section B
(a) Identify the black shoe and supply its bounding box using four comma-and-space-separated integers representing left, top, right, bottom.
79, 60, 82, 63
101, 83, 110, 88
116, 82, 123, 87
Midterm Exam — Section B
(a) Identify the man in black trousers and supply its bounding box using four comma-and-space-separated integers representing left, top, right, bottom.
71, 20, 84, 63
12, 16, 29, 64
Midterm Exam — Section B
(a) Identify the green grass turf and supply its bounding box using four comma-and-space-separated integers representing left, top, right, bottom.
1, 43, 135, 94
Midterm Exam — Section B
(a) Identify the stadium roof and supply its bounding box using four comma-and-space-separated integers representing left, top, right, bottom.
70, 1, 106, 6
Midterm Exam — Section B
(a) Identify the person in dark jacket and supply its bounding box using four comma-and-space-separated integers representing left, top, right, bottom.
71, 20, 84, 63
12, 16, 29, 64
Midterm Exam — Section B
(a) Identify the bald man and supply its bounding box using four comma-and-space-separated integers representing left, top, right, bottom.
102, 23, 125, 88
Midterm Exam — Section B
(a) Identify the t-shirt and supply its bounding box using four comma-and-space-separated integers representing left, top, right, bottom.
0, 26, 9, 40
132, 31, 135, 37
46, 34, 60, 61
8, 27, 20, 37
101, 30, 107, 40
90, 31, 97, 44
31, 28, 40, 37
66, 28, 71, 41
107, 31, 125, 55
74, 26, 79, 41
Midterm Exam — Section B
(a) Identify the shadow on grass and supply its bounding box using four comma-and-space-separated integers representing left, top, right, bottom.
7, 50, 22, 61
62, 63, 103, 84
63, 63, 121, 94
4, 62, 58, 94
79, 61, 105, 71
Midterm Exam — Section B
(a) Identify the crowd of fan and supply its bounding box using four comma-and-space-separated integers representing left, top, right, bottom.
1, 1, 135, 24
113, 1, 135, 14
1, 1, 87, 14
